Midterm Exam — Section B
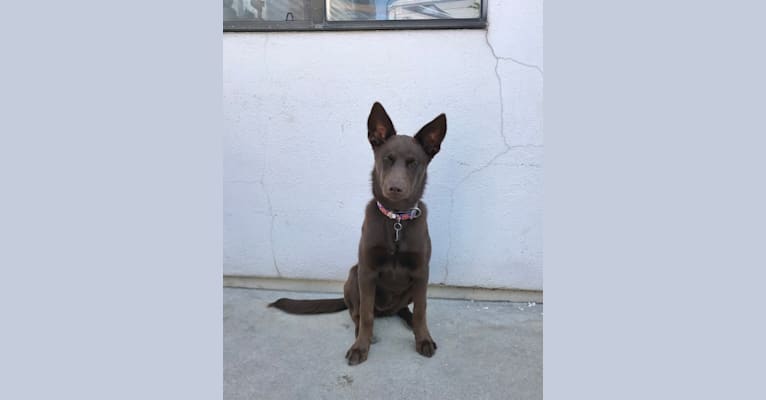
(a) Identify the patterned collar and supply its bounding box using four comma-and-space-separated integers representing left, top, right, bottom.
376, 200, 422, 221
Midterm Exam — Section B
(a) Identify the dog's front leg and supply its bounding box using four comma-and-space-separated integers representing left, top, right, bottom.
412, 277, 437, 357
345, 266, 376, 365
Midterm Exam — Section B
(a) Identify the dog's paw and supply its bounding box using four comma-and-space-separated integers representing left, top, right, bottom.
416, 338, 437, 357
345, 344, 369, 366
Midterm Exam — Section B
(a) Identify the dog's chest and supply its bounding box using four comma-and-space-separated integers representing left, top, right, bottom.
377, 265, 412, 291
374, 263, 414, 313
373, 249, 417, 287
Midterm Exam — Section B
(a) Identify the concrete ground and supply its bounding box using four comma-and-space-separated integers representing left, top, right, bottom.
224, 287, 543, 400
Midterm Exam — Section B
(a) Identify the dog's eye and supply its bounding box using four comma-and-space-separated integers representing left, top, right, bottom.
407, 159, 418, 168
384, 155, 395, 164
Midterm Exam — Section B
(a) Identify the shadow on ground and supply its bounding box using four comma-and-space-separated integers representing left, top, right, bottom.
224, 287, 542, 400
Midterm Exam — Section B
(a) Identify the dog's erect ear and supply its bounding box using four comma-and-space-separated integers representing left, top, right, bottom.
415, 114, 447, 158
367, 102, 396, 148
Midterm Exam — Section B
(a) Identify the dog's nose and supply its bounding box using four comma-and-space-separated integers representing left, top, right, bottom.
388, 186, 403, 193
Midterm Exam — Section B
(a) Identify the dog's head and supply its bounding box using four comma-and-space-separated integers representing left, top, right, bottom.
366, 102, 447, 206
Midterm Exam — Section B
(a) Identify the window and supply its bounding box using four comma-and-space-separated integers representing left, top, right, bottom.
223, 0, 487, 32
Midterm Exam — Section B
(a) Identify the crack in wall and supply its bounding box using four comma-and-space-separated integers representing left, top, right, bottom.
498, 55, 544, 77
259, 176, 281, 277
484, 30, 544, 77
441, 31, 541, 284
223, 179, 282, 275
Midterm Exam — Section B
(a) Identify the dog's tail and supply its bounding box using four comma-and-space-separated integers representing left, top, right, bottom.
268, 297, 347, 314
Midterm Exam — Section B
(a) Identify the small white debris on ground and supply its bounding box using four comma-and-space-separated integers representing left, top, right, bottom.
482, 306, 489, 310
527, 302, 536, 307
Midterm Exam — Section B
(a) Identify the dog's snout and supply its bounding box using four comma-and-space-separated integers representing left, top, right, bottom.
388, 185, 403, 194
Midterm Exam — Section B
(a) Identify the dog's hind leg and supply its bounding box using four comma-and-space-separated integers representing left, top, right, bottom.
351, 311, 360, 338
344, 265, 361, 338
345, 299, 360, 338
397, 307, 413, 329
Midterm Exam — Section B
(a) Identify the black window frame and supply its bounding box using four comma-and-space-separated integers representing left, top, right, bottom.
224, 0, 487, 32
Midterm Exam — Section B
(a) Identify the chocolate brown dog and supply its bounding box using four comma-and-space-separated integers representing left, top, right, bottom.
269, 102, 447, 365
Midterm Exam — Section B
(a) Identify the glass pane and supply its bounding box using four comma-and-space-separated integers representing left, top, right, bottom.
327, 0, 481, 21
224, 0, 309, 22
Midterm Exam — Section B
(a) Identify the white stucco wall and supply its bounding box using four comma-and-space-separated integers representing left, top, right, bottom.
223, 0, 542, 290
